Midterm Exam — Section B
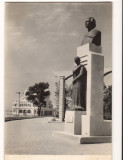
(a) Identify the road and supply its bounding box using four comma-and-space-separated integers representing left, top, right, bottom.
5, 117, 112, 155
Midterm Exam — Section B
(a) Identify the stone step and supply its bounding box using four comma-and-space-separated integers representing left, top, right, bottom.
52, 131, 112, 144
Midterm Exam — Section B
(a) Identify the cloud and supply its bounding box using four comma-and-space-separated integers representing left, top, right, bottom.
5, 3, 80, 56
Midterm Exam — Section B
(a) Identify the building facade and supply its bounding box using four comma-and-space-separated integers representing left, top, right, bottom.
12, 95, 38, 116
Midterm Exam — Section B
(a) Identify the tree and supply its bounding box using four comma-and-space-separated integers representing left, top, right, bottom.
45, 97, 53, 108
54, 82, 72, 110
54, 82, 59, 109
103, 85, 112, 120
65, 84, 72, 109
25, 82, 50, 116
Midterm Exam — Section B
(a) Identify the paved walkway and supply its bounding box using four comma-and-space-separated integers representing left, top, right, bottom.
5, 117, 112, 155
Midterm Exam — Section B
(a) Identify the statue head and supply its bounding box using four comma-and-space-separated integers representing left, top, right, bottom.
74, 56, 80, 65
85, 17, 96, 31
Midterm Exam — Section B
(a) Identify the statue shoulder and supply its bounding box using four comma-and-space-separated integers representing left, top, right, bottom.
85, 28, 101, 38
73, 64, 82, 72
80, 65, 87, 72
91, 29, 101, 36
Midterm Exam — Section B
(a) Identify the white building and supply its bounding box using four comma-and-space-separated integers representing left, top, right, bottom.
12, 94, 38, 116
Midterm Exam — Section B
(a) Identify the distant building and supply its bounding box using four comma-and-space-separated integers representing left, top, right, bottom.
12, 94, 38, 116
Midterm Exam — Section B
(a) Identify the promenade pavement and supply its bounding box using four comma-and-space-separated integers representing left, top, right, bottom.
5, 117, 112, 155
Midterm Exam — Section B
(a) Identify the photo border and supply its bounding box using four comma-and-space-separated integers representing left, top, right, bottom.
0, 0, 122, 160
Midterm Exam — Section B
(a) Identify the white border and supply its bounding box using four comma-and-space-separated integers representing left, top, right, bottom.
0, 0, 122, 160
112, 1, 122, 160
0, 2, 4, 160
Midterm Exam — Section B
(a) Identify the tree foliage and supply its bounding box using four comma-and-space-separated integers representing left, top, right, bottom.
54, 82, 59, 109
55, 82, 72, 109
103, 85, 112, 120
65, 84, 72, 109
46, 98, 53, 108
25, 82, 50, 115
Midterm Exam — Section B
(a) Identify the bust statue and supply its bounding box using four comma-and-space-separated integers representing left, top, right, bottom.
81, 17, 101, 46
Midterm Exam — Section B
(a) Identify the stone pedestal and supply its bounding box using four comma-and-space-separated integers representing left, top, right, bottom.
77, 44, 112, 138
52, 131, 112, 144
82, 115, 112, 136
64, 110, 86, 135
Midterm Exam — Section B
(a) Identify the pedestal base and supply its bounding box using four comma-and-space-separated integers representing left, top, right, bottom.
64, 110, 86, 135
82, 115, 112, 136
48, 117, 64, 123
52, 131, 112, 144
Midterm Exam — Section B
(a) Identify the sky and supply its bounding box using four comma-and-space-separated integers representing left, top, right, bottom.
4, 2, 112, 110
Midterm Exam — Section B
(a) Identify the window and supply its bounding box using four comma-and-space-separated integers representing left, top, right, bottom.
23, 110, 26, 113
27, 110, 31, 113
19, 110, 22, 113
13, 109, 16, 112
